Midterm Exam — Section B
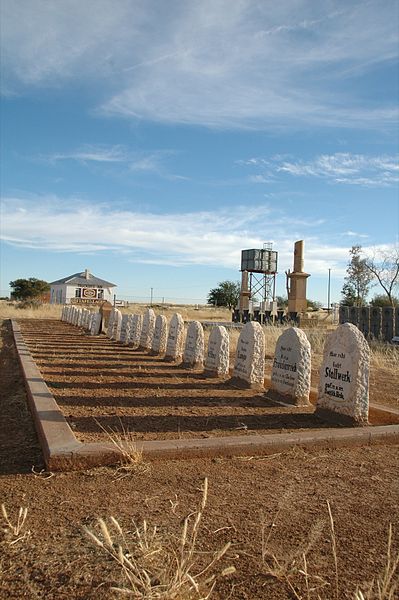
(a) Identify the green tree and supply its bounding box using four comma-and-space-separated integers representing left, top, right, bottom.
9, 278, 50, 301
364, 247, 399, 307
307, 299, 323, 311
370, 294, 399, 307
341, 245, 373, 306
207, 280, 240, 309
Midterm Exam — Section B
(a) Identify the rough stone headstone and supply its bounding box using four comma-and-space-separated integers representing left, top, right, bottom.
77, 309, 84, 327
119, 314, 130, 343
182, 321, 204, 369
204, 326, 229, 377
339, 305, 349, 325
349, 306, 359, 327
107, 308, 116, 338
151, 315, 168, 354
358, 307, 370, 338
382, 306, 394, 342
87, 312, 94, 331
71, 307, 78, 326
129, 314, 143, 347
112, 310, 123, 340
165, 313, 185, 362
316, 322, 370, 425
231, 321, 265, 389
270, 327, 311, 406
90, 312, 102, 336
370, 307, 382, 339
139, 309, 156, 349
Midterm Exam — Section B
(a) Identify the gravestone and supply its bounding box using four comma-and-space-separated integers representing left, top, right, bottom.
270, 327, 311, 405
382, 307, 394, 342
165, 313, 185, 362
107, 309, 116, 338
358, 307, 370, 338
71, 307, 78, 326
182, 321, 204, 369
339, 305, 349, 324
349, 306, 359, 327
316, 322, 370, 425
139, 309, 156, 349
151, 315, 168, 354
204, 326, 229, 377
119, 314, 130, 343
87, 312, 94, 331
90, 312, 102, 336
129, 314, 143, 347
370, 307, 382, 339
77, 309, 85, 327
112, 310, 123, 340
231, 321, 265, 389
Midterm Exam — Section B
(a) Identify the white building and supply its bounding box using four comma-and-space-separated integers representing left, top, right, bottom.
49, 269, 117, 305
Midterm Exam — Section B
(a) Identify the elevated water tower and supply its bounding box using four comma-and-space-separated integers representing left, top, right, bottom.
238, 243, 278, 320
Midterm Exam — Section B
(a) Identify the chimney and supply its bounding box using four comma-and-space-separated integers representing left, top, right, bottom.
84, 269, 90, 279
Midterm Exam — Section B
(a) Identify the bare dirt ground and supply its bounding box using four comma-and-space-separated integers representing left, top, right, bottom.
1, 317, 399, 599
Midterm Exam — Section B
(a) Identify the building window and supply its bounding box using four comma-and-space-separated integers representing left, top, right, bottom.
75, 288, 81, 298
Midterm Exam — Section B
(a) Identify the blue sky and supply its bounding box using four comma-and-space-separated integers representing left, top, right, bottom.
1, 0, 398, 305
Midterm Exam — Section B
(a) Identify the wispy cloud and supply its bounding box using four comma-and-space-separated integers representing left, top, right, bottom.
2, 1, 398, 130
0, 195, 382, 276
238, 153, 399, 187
39, 144, 186, 179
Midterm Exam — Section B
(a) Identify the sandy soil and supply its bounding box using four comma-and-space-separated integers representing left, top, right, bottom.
1, 318, 398, 599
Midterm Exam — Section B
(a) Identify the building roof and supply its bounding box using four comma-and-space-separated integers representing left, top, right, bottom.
50, 270, 116, 287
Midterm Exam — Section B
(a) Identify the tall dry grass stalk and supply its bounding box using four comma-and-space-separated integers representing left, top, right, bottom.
1, 504, 30, 545
94, 419, 150, 479
85, 478, 234, 599
355, 524, 399, 600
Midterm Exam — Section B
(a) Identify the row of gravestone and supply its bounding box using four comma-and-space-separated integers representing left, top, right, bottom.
339, 305, 399, 342
61, 306, 370, 426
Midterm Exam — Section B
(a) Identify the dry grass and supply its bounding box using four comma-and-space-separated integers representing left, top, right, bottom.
94, 419, 151, 479
84, 478, 234, 599
355, 524, 399, 600
0, 300, 61, 320
258, 499, 399, 600
1, 504, 30, 545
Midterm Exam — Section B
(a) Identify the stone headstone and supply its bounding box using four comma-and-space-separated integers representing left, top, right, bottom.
316, 322, 370, 425
151, 315, 168, 354
382, 306, 394, 342
182, 321, 204, 369
270, 327, 311, 406
129, 314, 143, 347
77, 309, 84, 327
139, 308, 156, 349
119, 314, 130, 343
165, 313, 185, 362
90, 312, 102, 336
204, 326, 229, 376
349, 306, 359, 326
231, 321, 265, 389
339, 305, 349, 324
112, 310, 123, 340
72, 307, 78, 326
358, 307, 370, 338
370, 307, 382, 339
107, 308, 116, 338
87, 312, 94, 331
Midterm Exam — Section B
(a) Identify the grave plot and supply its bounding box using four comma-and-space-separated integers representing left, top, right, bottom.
13, 318, 399, 469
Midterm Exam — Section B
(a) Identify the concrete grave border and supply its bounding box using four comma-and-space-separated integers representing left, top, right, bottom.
12, 320, 399, 471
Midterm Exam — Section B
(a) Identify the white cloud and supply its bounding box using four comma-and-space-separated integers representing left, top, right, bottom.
1, 195, 384, 277
2, 0, 398, 130
238, 152, 399, 187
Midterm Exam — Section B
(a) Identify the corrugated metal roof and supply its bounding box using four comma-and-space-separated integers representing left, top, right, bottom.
50, 271, 116, 287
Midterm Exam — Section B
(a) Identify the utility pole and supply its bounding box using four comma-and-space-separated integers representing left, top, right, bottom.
150, 287, 153, 306
328, 269, 331, 313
